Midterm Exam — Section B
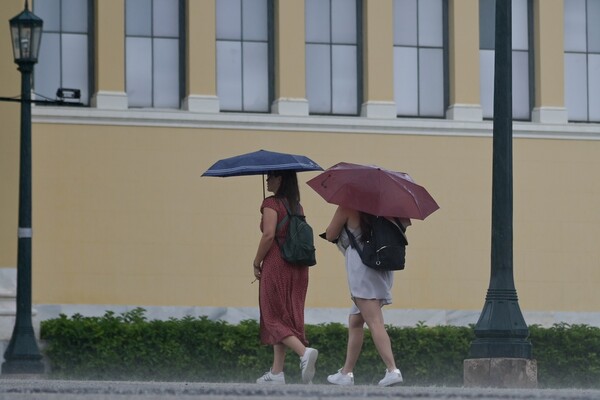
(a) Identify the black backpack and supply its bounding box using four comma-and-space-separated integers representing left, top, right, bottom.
275, 200, 317, 267
345, 216, 407, 271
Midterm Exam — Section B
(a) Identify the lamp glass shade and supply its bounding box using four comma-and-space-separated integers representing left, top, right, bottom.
9, 7, 43, 63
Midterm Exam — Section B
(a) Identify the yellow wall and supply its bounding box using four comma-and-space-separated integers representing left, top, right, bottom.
29, 122, 600, 313
274, 0, 306, 99
363, 0, 394, 102
187, 0, 216, 96
534, 0, 565, 107
2, 1, 600, 318
95, 0, 125, 93
449, 0, 481, 105
513, 138, 600, 310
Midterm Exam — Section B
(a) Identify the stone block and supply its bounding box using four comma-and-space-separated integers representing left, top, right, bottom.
464, 358, 537, 388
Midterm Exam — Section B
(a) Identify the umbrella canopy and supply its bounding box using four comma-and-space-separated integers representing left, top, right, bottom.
202, 149, 323, 177
306, 162, 439, 220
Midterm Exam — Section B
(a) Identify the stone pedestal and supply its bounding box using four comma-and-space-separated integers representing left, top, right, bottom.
464, 358, 537, 388
0, 268, 17, 359
1, 269, 17, 340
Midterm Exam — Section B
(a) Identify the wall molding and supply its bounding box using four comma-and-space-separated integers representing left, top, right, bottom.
532, 106, 569, 124
90, 91, 128, 110
182, 95, 220, 113
32, 106, 600, 141
271, 98, 310, 116
360, 101, 397, 119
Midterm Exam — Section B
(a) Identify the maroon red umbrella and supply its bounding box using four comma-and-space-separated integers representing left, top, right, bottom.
306, 162, 439, 220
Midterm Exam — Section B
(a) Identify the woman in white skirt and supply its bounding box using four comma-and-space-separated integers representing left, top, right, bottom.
324, 205, 405, 387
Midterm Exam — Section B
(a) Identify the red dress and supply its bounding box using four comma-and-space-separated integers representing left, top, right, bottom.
258, 196, 309, 346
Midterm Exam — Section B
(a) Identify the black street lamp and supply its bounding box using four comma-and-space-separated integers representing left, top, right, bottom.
2, 0, 45, 375
469, 0, 532, 359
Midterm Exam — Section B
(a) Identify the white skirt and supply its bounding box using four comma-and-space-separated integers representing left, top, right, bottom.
344, 245, 393, 315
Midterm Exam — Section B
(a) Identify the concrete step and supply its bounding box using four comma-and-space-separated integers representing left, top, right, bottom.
0, 268, 17, 341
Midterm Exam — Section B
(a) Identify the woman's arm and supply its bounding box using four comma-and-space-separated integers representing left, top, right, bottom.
253, 207, 278, 280
325, 206, 348, 242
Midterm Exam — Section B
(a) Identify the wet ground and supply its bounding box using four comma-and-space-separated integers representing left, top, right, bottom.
1, 379, 600, 400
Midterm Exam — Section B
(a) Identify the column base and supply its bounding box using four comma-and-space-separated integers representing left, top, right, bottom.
91, 91, 128, 110
464, 358, 537, 388
446, 104, 483, 121
183, 95, 220, 113
532, 107, 568, 124
360, 101, 397, 119
271, 98, 309, 116
0, 268, 16, 342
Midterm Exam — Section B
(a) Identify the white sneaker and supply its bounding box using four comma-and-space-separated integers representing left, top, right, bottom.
256, 369, 285, 385
327, 368, 354, 386
299, 347, 319, 383
378, 368, 403, 387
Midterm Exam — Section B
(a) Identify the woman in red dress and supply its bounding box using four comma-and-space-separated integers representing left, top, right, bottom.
252, 170, 318, 385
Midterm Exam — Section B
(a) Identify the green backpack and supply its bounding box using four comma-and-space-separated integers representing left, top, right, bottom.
275, 200, 317, 267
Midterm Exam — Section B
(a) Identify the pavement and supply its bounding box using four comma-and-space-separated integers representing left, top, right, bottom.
1, 380, 600, 400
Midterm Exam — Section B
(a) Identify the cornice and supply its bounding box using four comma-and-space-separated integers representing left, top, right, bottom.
31, 106, 600, 141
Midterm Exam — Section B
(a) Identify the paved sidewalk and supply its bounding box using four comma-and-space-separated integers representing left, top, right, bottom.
1, 380, 600, 400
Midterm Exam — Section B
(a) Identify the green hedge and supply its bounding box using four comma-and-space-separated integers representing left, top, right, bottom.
40, 308, 600, 388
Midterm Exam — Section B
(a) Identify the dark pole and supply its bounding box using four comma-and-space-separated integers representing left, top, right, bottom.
1, 60, 44, 374
469, 0, 532, 359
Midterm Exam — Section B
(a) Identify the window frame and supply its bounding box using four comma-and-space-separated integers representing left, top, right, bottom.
564, 0, 600, 122
125, 0, 186, 109
305, 0, 363, 116
392, 0, 449, 118
215, 0, 275, 113
33, 0, 95, 106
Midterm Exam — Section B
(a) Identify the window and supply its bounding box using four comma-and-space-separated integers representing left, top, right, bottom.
126, 0, 184, 109
564, 0, 600, 122
479, 0, 532, 120
216, 0, 273, 112
305, 0, 361, 115
33, 0, 93, 105
393, 0, 447, 117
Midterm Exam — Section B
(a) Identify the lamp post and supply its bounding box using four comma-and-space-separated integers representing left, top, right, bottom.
2, 0, 44, 374
468, 0, 532, 359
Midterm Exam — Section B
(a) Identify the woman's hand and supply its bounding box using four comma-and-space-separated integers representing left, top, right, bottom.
253, 262, 262, 281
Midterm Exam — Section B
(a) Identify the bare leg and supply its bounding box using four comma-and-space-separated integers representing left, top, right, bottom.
354, 298, 397, 371
271, 344, 287, 374
272, 336, 308, 374
281, 335, 307, 357
341, 313, 364, 374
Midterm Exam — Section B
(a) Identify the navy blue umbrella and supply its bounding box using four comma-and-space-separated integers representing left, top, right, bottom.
202, 149, 322, 177
202, 150, 323, 198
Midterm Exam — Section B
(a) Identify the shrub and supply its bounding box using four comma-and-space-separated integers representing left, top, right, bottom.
530, 324, 600, 388
40, 309, 600, 388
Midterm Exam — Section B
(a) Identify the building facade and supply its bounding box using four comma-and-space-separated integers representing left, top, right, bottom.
1, 0, 600, 341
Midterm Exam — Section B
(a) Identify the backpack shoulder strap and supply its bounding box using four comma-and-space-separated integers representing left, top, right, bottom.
392, 217, 407, 232
344, 225, 365, 258
281, 199, 293, 215
275, 199, 291, 249
392, 217, 408, 244
276, 199, 291, 231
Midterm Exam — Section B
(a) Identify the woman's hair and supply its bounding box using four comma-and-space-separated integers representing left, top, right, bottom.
359, 212, 373, 243
269, 170, 301, 213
